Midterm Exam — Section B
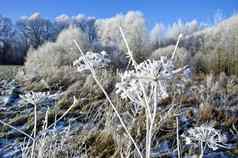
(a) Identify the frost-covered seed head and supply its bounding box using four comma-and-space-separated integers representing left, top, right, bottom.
116, 56, 189, 104
184, 125, 227, 151
20, 92, 50, 105
73, 51, 111, 72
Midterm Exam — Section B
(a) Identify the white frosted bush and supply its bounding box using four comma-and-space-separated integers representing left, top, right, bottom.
166, 19, 203, 40
150, 45, 191, 66
96, 11, 151, 62
24, 26, 90, 86
56, 26, 89, 52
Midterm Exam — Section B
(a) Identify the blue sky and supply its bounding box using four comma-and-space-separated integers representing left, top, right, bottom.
0, 0, 237, 25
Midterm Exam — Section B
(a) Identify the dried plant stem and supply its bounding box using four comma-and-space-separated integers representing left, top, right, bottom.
74, 40, 143, 158
176, 116, 181, 158
0, 120, 34, 140
31, 103, 37, 158
31, 140, 36, 158
146, 84, 157, 158
119, 27, 137, 67
33, 103, 37, 138
172, 34, 183, 60
36, 97, 78, 140
200, 141, 204, 158
120, 27, 159, 158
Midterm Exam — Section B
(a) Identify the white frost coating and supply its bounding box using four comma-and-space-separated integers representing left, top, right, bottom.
20, 92, 57, 105
184, 125, 228, 151
115, 56, 189, 105
73, 51, 111, 72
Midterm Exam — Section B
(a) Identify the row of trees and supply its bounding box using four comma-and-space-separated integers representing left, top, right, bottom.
0, 11, 205, 64
0, 13, 97, 64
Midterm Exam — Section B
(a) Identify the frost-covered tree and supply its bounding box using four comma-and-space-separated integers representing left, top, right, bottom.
96, 11, 151, 62
0, 15, 22, 64
72, 14, 97, 42
150, 23, 166, 49
54, 14, 97, 42
165, 19, 202, 40
54, 14, 71, 32
16, 12, 57, 49
0, 15, 14, 53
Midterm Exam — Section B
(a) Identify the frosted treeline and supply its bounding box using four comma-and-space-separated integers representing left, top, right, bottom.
0, 11, 207, 64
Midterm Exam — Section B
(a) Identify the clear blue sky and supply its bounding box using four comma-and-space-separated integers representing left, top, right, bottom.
0, 0, 237, 25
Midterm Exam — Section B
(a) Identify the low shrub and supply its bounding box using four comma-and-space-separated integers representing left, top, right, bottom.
22, 26, 90, 90
150, 45, 191, 67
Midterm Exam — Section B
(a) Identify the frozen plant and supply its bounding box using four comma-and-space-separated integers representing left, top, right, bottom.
74, 27, 188, 158
20, 91, 51, 158
73, 51, 111, 72
184, 124, 228, 158
115, 30, 188, 158
116, 57, 189, 103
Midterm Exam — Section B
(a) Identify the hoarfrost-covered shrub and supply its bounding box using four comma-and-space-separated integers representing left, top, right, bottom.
80, 69, 117, 99
56, 26, 89, 53
23, 26, 90, 89
186, 15, 238, 75
96, 11, 151, 62
150, 45, 191, 67
190, 51, 209, 73
165, 19, 203, 40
